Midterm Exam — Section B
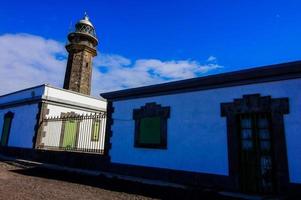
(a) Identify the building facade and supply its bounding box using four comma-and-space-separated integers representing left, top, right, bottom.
0, 85, 107, 152
0, 12, 300, 196
101, 61, 301, 194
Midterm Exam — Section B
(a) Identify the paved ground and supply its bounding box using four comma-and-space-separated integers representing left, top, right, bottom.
0, 160, 156, 200
1, 157, 300, 200
0, 159, 237, 200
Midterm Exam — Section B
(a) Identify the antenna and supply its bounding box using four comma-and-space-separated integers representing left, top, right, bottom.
84, 11, 89, 20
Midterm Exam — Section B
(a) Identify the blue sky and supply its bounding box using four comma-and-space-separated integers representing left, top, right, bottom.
1, 0, 301, 96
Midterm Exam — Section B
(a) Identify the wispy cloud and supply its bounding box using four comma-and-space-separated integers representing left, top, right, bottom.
0, 33, 66, 94
92, 55, 222, 94
0, 33, 223, 97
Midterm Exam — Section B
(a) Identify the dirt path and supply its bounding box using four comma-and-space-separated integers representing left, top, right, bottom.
0, 161, 155, 200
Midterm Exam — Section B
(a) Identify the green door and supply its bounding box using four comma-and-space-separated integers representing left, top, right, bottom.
1, 116, 13, 146
62, 120, 78, 149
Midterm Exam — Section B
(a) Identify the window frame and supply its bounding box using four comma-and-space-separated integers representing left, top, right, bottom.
1, 111, 14, 147
133, 103, 170, 149
221, 94, 290, 193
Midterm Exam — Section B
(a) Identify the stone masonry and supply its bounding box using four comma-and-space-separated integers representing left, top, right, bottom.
63, 14, 98, 95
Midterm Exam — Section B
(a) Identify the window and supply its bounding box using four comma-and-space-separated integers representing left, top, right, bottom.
91, 119, 101, 141
1, 112, 14, 146
133, 103, 170, 149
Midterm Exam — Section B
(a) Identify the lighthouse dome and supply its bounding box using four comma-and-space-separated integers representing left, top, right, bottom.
68, 12, 98, 46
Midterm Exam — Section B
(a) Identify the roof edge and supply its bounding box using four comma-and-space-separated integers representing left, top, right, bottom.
100, 60, 301, 101
45, 84, 106, 102
0, 84, 47, 98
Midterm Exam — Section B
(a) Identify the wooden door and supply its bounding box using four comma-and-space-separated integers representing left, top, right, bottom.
238, 113, 275, 194
62, 120, 78, 149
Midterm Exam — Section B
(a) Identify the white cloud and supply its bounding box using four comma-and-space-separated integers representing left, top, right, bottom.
92, 56, 223, 94
207, 56, 217, 62
0, 33, 66, 95
0, 33, 223, 97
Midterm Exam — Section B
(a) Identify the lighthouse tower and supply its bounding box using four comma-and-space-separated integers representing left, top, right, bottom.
63, 13, 98, 95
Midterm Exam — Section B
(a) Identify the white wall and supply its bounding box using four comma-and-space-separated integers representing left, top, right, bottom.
41, 104, 106, 150
110, 78, 301, 184
0, 84, 107, 111
42, 104, 90, 148
77, 118, 106, 150
0, 84, 107, 150
44, 86, 106, 110
46, 104, 97, 117
41, 86, 107, 149
0, 104, 39, 148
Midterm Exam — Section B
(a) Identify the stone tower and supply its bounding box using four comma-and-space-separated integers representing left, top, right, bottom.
63, 13, 98, 95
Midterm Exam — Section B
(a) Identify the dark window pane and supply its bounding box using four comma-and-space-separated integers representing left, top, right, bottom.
258, 117, 269, 129
260, 156, 272, 174
133, 103, 170, 149
139, 117, 161, 144
241, 118, 252, 129
260, 156, 273, 191
259, 129, 270, 139
260, 141, 271, 151
241, 129, 252, 139
242, 140, 253, 150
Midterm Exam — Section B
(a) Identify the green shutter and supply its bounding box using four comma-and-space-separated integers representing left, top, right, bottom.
139, 117, 161, 144
62, 120, 77, 148
91, 120, 101, 141
1, 117, 12, 146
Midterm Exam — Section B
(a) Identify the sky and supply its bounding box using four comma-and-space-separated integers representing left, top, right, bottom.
0, 0, 301, 96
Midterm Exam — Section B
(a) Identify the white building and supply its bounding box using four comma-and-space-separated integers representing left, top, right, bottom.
0, 14, 107, 154
0, 84, 107, 152
101, 61, 301, 194
1, 12, 300, 196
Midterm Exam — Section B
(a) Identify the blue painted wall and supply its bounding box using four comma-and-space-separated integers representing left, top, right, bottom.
110, 78, 301, 183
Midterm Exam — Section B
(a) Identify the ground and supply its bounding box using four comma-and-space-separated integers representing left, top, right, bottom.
0, 160, 154, 200
0, 159, 236, 200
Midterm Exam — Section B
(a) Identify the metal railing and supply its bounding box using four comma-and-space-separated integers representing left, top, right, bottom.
37, 112, 106, 154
